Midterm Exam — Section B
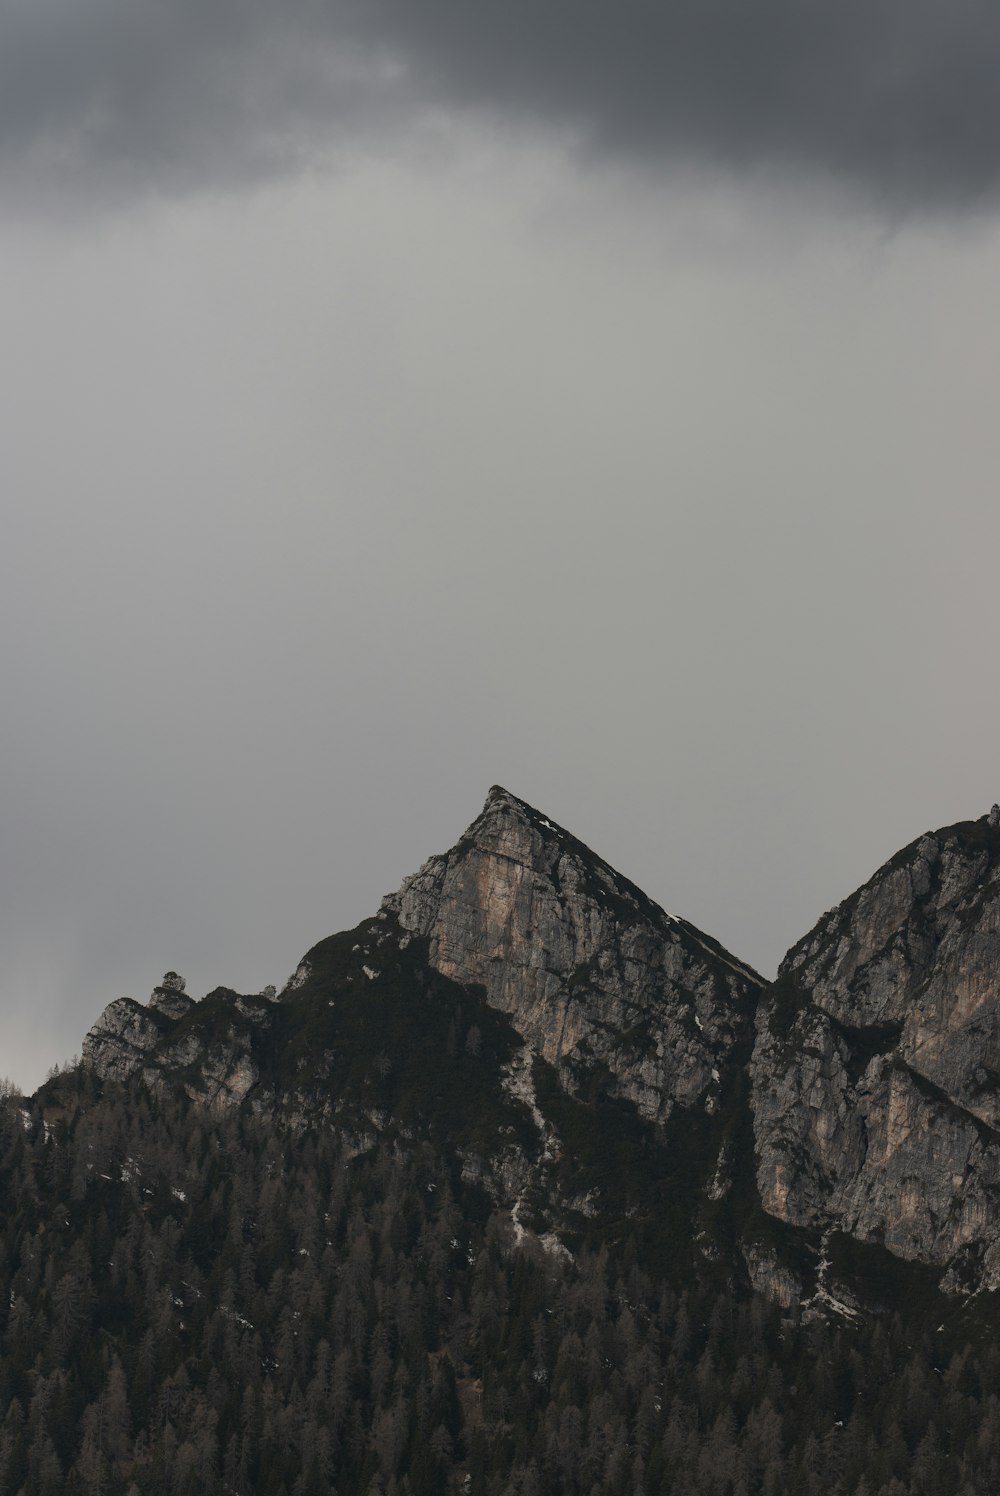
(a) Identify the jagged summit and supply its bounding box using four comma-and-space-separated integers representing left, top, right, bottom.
395, 783, 760, 974
451, 784, 683, 930
485, 782, 524, 806
381, 785, 761, 1123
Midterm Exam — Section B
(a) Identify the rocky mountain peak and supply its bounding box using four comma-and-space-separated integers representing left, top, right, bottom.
382, 786, 761, 1123
456, 785, 673, 919
753, 804, 1000, 1292
456, 783, 567, 874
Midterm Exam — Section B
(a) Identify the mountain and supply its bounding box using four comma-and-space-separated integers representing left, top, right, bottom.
81, 787, 762, 1271
753, 806, 1000, 1297
75, 789, 1000, 1304
14, 789, 1000, 1493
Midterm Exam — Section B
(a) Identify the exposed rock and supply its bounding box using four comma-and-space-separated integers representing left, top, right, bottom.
82, 998, 168, 1083
178, 1045, 259, 1112
753, 809, 1000, 1288
742, 1243, 803, 1309
283, 962, 311, 994
381, 785, 762, 1122
148, 974, 195, 1021
83, 979, 273, 1113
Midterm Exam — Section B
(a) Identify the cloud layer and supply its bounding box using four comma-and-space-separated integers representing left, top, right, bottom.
4, 0, 1000, 209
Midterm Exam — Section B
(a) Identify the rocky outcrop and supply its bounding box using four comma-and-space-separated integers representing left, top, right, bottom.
148, 972, 195, 1022
83, 996, 172, 1084
83, 974, 275, 1112
381, 786, 762, 1123
753, 812, 1000, 1289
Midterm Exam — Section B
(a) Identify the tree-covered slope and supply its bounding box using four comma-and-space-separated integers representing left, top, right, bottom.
4, 1073, 1000, 1496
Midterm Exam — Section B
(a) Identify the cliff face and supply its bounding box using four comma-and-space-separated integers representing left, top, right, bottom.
381, 785, 761, 1123
752, 811, 1000, 1290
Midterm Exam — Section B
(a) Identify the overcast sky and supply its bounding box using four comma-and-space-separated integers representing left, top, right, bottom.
4, 1, 1000, 1090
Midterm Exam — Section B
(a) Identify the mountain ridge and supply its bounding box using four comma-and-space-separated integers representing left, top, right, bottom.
72, 787, 1000, 1305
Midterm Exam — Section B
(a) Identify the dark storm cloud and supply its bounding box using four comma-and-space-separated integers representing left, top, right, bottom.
3, 0, 1000, 208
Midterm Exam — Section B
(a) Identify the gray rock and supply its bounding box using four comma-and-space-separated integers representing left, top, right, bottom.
382, 785, 762, 1122
146, 972, 193, 1020
753, 807, 1000, 1288
83, 979, 268, 1113
148, 984, 195, 1021
82, 998, 167, 1083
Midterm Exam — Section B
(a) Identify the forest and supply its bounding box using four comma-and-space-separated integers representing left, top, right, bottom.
0, 1069, 998, 1496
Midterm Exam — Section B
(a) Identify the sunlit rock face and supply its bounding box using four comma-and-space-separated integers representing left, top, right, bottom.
753, 811, 1000, 1288
382, 785, 762, 1123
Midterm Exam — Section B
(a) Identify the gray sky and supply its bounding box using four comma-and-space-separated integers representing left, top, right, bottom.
3, 2, 1000, 1090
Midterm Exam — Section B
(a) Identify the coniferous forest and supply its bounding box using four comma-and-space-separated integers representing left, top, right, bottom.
2, 1070, 999, 1496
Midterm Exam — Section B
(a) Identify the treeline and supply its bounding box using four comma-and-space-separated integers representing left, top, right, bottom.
0, 1072, 998, 1495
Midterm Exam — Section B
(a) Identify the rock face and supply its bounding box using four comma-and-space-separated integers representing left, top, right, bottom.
84, 976, 275, 1112
82, 789, 763, 1133
753, 813, 1000, 1289
382, 786, 762, 1123
148, 972, 194, 1022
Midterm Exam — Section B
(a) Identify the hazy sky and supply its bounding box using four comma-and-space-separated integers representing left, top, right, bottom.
4, 2, 1000, 1090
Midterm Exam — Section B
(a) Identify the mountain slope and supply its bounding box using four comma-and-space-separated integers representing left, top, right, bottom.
81, 787, 764, 1271
78, 787, 1000, 1302
753, 806, 1000, 1292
